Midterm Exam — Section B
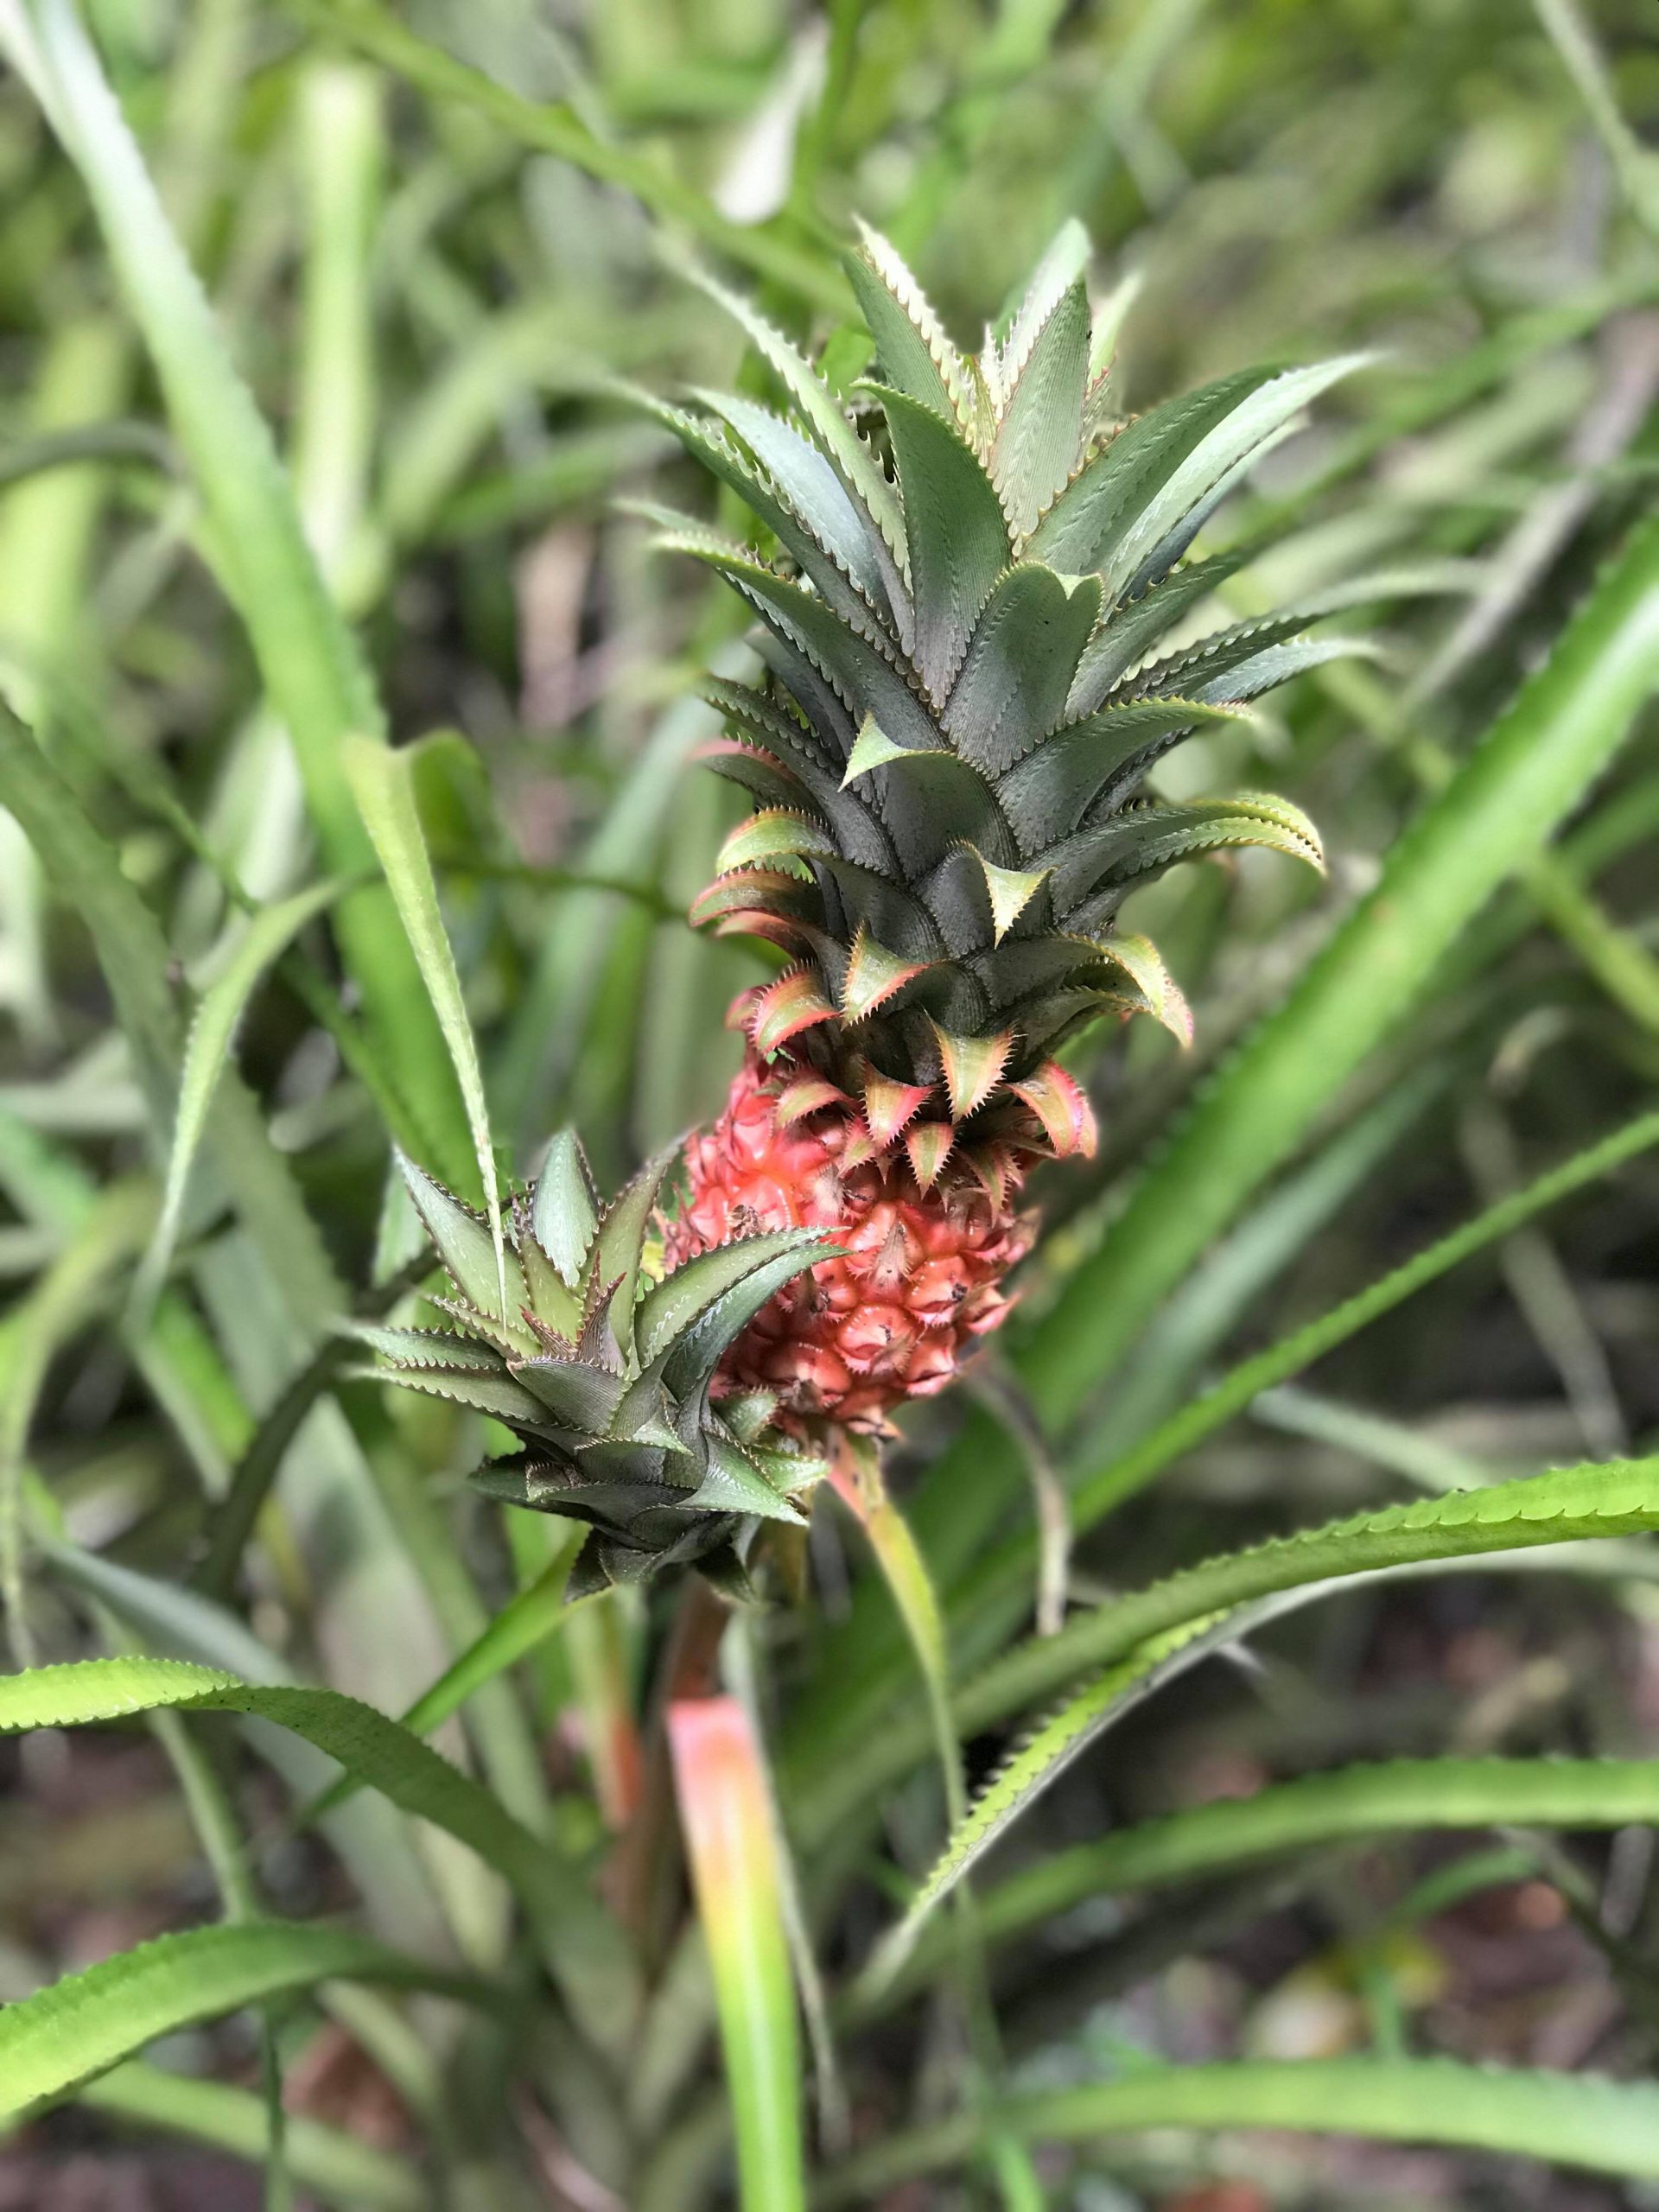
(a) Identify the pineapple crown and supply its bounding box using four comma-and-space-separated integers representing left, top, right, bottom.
351, 1139, 836, 1596
639, 219, 1380, 1179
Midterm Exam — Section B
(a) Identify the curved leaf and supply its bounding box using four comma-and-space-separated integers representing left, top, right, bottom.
0, 1656, 634, 2053
78, 2061, 423, 2210
794, 1454, 1659, 1847
140, 878, 352, 1304
346, 737, 505, 1302
817, 2058, 1659, 2203
969, 1754, 1659, 1963
0, 1920, 487, 2121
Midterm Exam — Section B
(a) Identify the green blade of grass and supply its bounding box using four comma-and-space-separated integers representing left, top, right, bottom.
137, 877, 355, 1311
0, 709, 340, 1324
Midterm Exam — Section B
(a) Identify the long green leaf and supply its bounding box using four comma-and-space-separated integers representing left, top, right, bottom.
78, 2061, 423, 2211
0, 1920, 486, 2122
345, 734, 502, 1274
0, 1656, 636, 2052
831, 1443, 964, 1821
302, 1541, 592, 1822
882, 1756, 1659, 1999
139, 878, 353, 1306
1, 1183, 152, 1656
0, 0, 467, 1180
796, 1454, 1659, 1846
815, 2059, 1659, 2203
670, 1696, 805, 2212
939, 1103, 1659, 1642
0, 711, 340, 1329
284, 0, 844, 314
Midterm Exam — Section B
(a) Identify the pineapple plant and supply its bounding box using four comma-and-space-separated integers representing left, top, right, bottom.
353, 1137, 834, 1592
645, 220, 1373, 1432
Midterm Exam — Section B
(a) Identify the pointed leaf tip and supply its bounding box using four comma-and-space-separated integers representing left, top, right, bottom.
929, 1021, 1014, 1121
861, 1067, 935, 1147
905, 1121, 955, 1189
1009, 1062, 1097, 1159
532, 1130, 600, 1287
842, 714, 918, 788
841, 926, 931, 1022
969, 848, 1049, 941
750, 969, 839, 1054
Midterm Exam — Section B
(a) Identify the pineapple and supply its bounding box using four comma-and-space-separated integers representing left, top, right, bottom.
646, 220, 1373, 1432
353, 1139, 834, 1592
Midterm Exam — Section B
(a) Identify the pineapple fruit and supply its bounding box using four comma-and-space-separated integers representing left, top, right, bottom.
648, 219, 1373, 1433
354, 1140, 834, 1593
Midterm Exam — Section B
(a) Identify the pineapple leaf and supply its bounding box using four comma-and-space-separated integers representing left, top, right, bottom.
1186, 633, 1381, 705
989, 278, 1090, 537
690, 867, 812, 934
999, 218, 1090, 381
686, 1434, 808, 1525
969, 849, 1050, 943
397, 1153, 521, 1320
658, 1238, 843, 1395
532, 1131, 600, 1288
643, 391, 892, 631
516, 1216, 587, 1339
1068, 542, 1264, 714
510, 1358, 628, 1433
861, 1068, 934, 1145
702, 702, 899, 876
1027, 364, 1283, 574
686, 260, 908, 570
841, 925, 931, 1020
1062, 793, 1325, 914
637, 1230, 829, 1364
872, 383, 1011, 697
690, 388, 897, 624
595, 1139, 681, 1366
944, 565, 1103, 774
905, 1121, 955, 1187
929, 1021, 1014, 1119
1135, 605, 1384, 703
750, 969, 839, 1052
687, 547, 943, 756
1091, 931, 1192, 1043
717, 809, 837, 873
861, 749, 1014, 876
846, 220, 970, 431
1085, 265, 1144, 394
842, 714, 918, 786
365, 1363, 556, 1429
702, 675, 842, 776
997, 698, 1249, 850
1096, 353, 1376, 606
340, 1322, 504, 1373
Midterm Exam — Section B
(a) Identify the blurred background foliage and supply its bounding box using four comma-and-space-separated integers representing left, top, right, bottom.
3, 0, 1659, 2206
